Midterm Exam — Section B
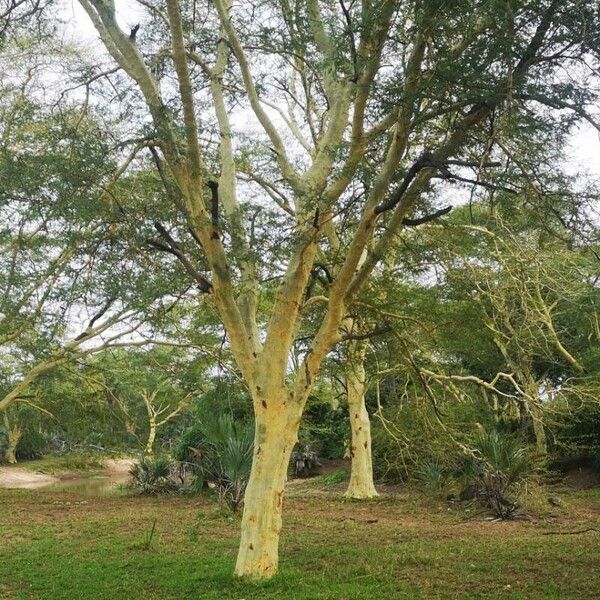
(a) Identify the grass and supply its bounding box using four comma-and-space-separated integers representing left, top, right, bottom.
0, 482, 599, 599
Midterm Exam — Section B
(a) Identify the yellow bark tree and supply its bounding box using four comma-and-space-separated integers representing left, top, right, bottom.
69, 0, 591, 579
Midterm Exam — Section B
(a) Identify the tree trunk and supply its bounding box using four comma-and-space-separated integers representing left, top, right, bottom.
529, 399, 547, 456
523, 375, 547, 455
344, 348, 378, 499
145, 418, 157, 456
234, 399, 299, 579
5, 426, 22, 464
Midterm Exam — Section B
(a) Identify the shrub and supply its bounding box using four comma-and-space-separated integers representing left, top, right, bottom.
13, 428, 49, 460
178, 413, 253, 512
321, 470, 348, 486
129, 455, 178, 495
299, 402, 348, 460
415, 457, 447, 493
459, 432, 535, 518
552, 398, 600, 470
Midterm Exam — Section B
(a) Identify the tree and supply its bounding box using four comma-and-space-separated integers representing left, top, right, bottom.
343, 334, 378, 498
0, 61, 201, 417
19, 0, 600, 578
460, 224, 592, 454
390, 204, 600, 459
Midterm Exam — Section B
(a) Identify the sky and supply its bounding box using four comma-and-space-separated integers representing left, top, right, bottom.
61, 0, 599, 180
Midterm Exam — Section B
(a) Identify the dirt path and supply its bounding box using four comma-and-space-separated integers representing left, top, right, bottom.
101, 458, 135, 474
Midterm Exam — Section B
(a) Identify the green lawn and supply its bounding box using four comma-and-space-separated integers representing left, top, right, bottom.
0, 484, 599, 599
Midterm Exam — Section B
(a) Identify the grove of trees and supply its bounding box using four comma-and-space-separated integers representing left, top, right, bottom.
1, 0, 599, 583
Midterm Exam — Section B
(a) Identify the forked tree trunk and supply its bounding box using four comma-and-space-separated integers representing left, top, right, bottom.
344, 343, 378, 499
235, 398, 300, 579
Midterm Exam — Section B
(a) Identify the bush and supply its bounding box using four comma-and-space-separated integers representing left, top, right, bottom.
415, 457, 448, 493
297, 400, 348, 460
177, 412, 253, 511
13, 428, 50, 460
552, 398, 600, 471
465, 431, 534, 519
129, 455, 178, 495
371, 392, 536, 518
322, 470, 348, 486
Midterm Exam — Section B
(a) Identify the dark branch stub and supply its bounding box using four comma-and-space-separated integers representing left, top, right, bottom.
73, 298, 116, 341
208, 180, 219, 228
375, 152, 452, 215
403, 205, 452, 226
129, 23, 140, 41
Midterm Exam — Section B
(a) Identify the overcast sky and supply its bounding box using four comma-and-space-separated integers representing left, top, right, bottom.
62, 0, 599, 180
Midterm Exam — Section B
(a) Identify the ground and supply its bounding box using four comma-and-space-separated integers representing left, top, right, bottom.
0, 463, 599, 599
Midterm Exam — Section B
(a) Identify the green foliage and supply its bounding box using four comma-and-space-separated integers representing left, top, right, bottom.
321, 470, 348, 486
128, 455, 178, 495
553, 398, 600, 469
12, 427, 49, 461
466, 431, 535, 519
177, 409, 254, 512
298, 395, 348, 460
415, 458, 447, 493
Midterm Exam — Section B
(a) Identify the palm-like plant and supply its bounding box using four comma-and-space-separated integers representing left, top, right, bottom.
416, 457, 447, 492
184, 413, 254, 511
470, 431, 533, 518
129, 455, 177, 495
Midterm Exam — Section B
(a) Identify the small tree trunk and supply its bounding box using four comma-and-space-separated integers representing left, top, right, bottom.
530, 400, 547, 455
5, 426, 22, 464
145, 418, 157, 456
235, 399, 298, 580
523, 375, 547, 455
344, 348, 378, 499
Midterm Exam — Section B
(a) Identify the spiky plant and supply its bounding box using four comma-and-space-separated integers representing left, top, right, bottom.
416, 457, 447, 493
470, 431, 533, 518
129, 455, 177, 495
184, 413, 254, 511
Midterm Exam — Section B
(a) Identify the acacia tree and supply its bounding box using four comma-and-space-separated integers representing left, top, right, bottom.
0, 96, 183, 416
463, 226, 590, 454
389, 203, 600, 457
42, 0, 600, 578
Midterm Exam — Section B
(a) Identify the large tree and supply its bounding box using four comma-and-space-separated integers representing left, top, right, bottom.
16, 0, 600, 578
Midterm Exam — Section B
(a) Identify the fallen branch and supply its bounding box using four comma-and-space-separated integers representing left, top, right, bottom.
542, 527, 600, 536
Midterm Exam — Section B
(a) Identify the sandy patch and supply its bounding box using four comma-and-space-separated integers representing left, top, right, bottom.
102, 458, 135, 474
0, 467, 58, 489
